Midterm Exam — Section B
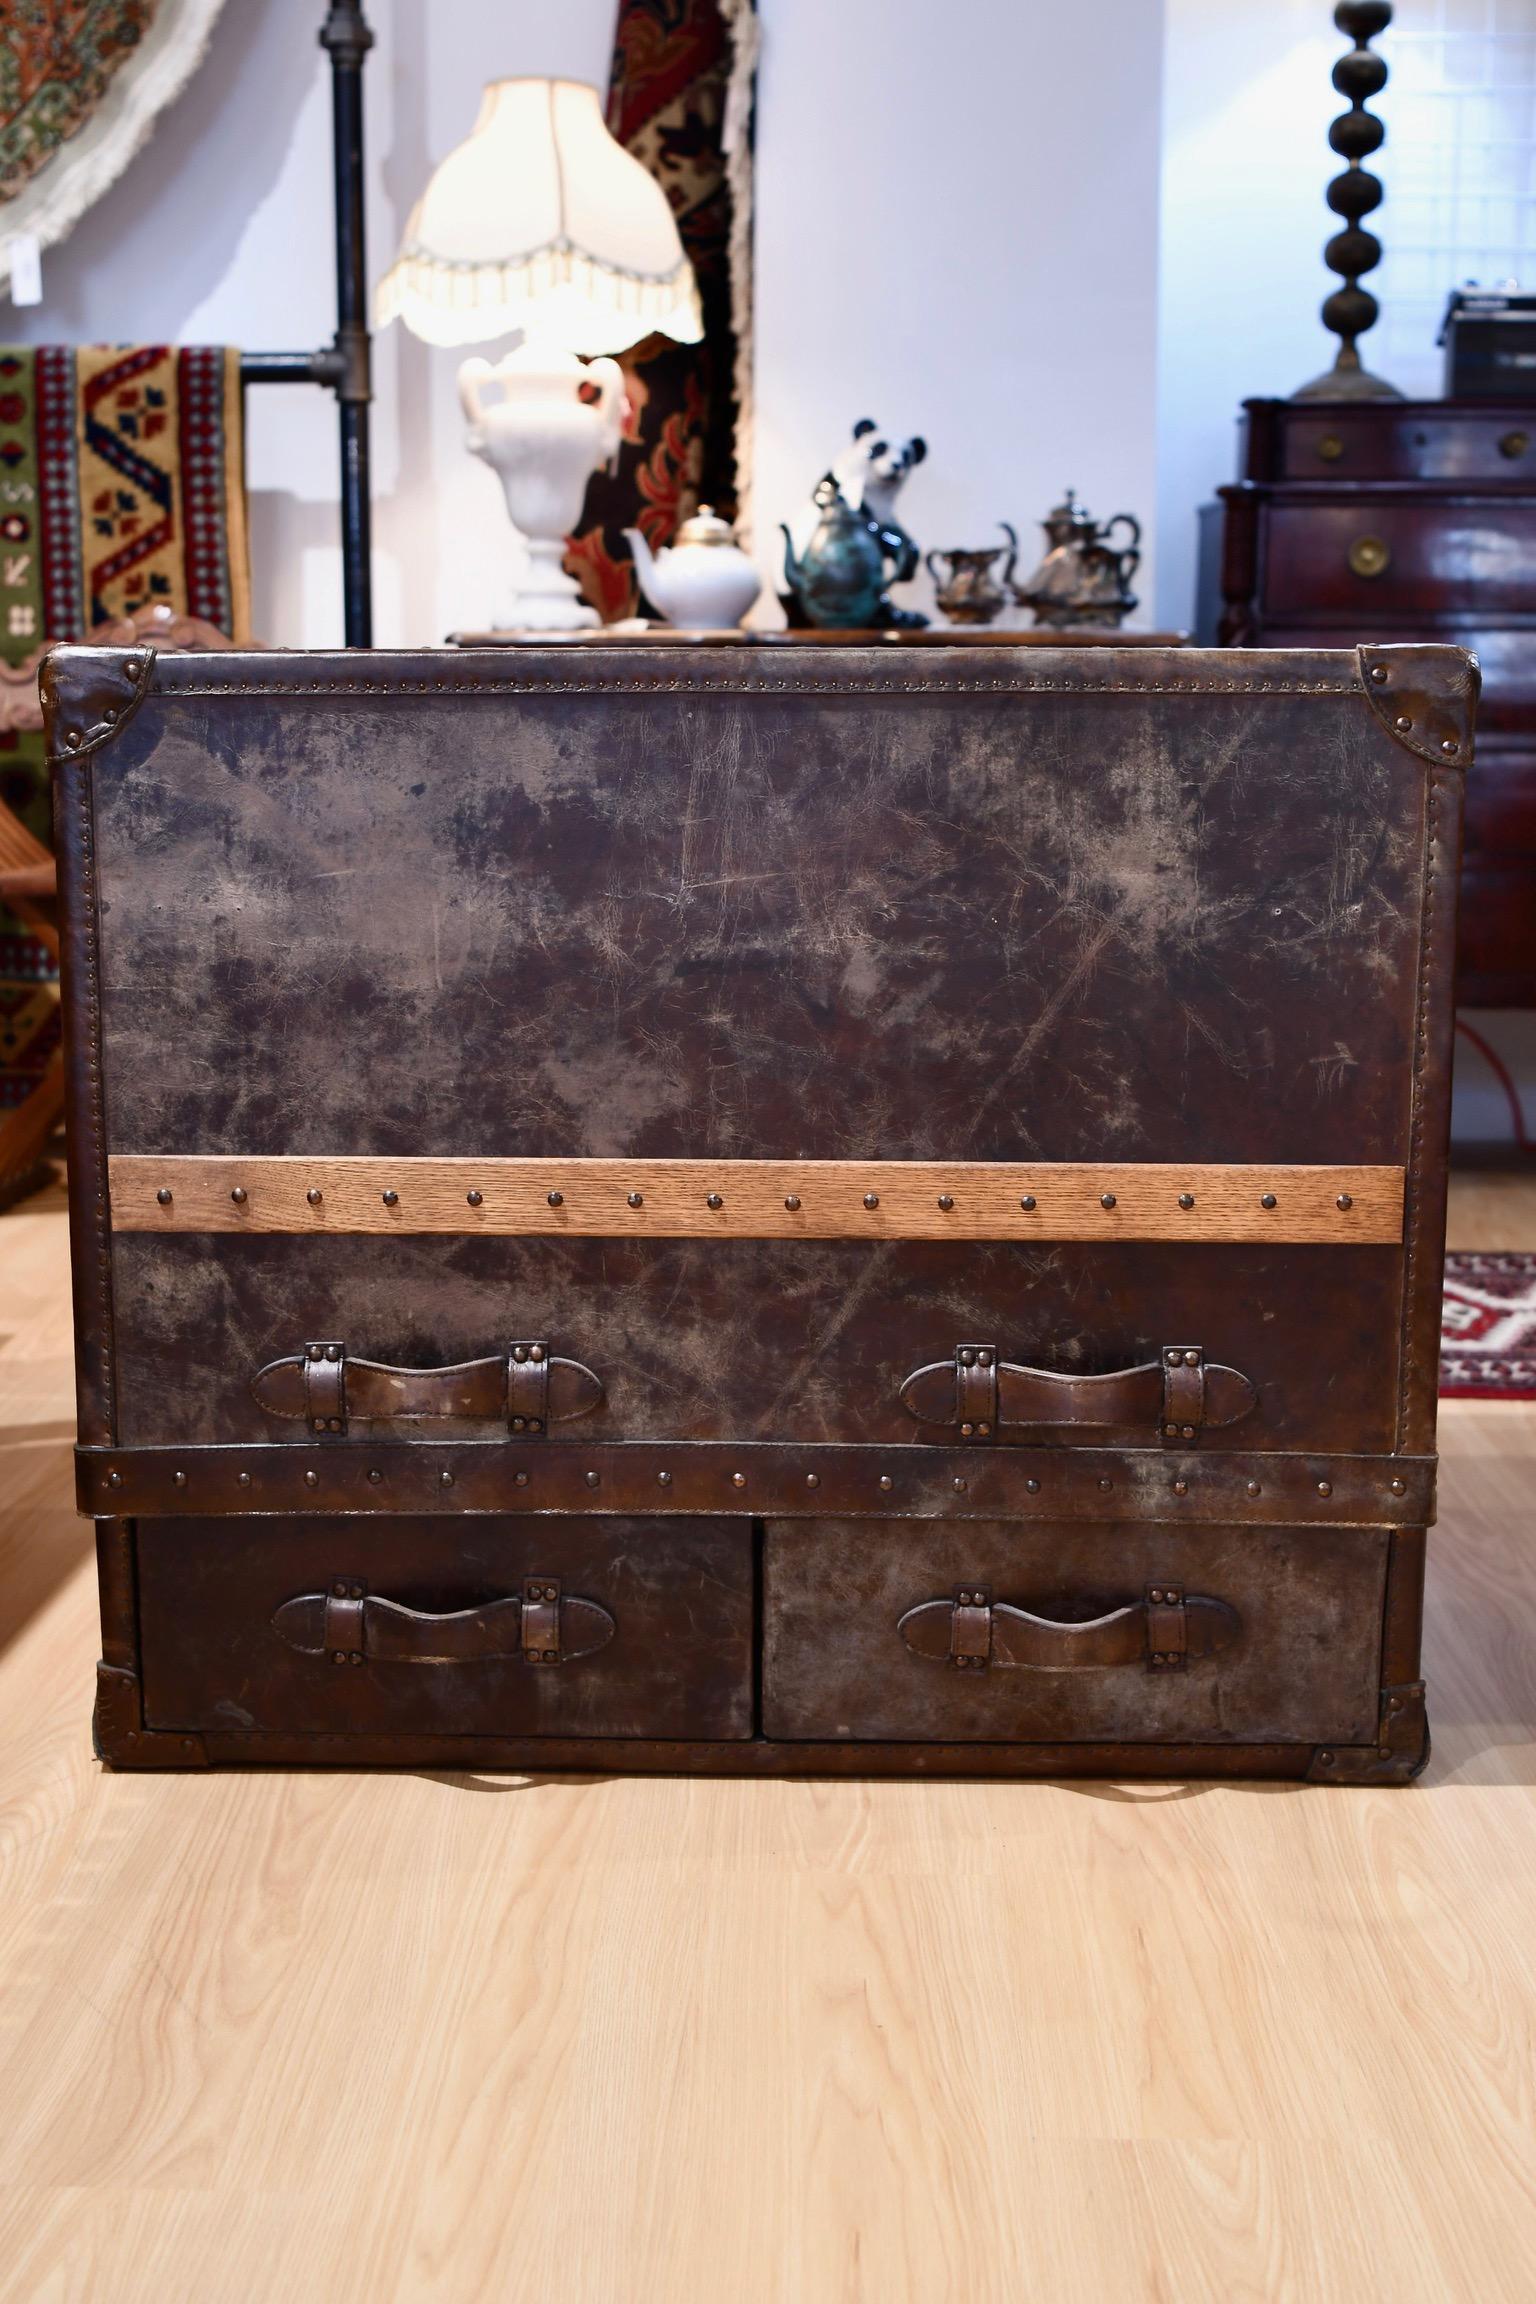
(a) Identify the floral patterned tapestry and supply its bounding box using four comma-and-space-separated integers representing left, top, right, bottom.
0, 343, 248, 1119
564, 0, 755, 624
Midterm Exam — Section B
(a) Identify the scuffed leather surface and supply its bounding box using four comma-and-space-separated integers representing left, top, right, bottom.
762, 1519, 1387, 1745
81, 649, 1436, 1452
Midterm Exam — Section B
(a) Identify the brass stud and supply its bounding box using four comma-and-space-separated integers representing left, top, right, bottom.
441, 1469, 455, 1487
1100, 1192, 1116, 1209
326, 1344, 341, 1361
1261, 1192, 1277, 1209
1026, 1477, 1039, 1494
961, 1421, 974, 1437
1172, 1478, 1188, 1496
368, 1468, 383, 1484
585, 1470, 600, 1488
784, 1194, 801, 1212
1440, 737, 1458, 756
863, 1192, 880, 1210
658, 1470, 672, 1486
305, 1469, 319, 1488
511, 1417, 526, 1432
1165, 1422, 1180, 1438
350, 1585, 363, 1600
1184, 1350, 1199, 1366
1318, 1750, 1335, 1767
307, 1187, 323, 1207
731, 1471, 747, 1488
515, 1470, 529, 1487
230, 1186, 247, 1205
1247, 1480, 1261, 1497
878, 1474, 893, 1492
978, 1350, 993, 1368
953, 1476, 968, 1493
237, 1471, 252, 1488
156, 1186, 173, 1206
1150, 1588, 1163, 1604
706, 1193, 724, 1210
1019, 1194, 1036, 1211
1337, 1192, 1353, 1210
627, 1190, 644, 1208
527, 1418, 541, 1434
1369, 664, 1388, 684
806, 1473, 820, 1489
1178, 1193, 1194, 1209
1098, 1477, 1112, 1491
1181, 1424, 1195, 1441
937, 1193, 954, 1211
1395, 714, 1412, 733
1317, 1480, 1332, 1497
107, 1469, 123, 1487
959, 1348, 977, 1366
173, 1469, 187, 1487
547, 1190, 564, 1207
513, 1345, 528, 1363
529, 1345, 544, 1363
1389, 1477, 1406, 1496
1167, 1351, 1181, 1368
977, 1422, 991, 1437
328, 1418, 343, 1431
333, 1652, 347, 1666
466, 1189, 483, 1207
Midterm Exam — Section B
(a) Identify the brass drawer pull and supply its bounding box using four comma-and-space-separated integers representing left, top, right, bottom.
1317, 433, 1345, 462
1347, 534, 1391, 579
1499, 429, 1529, 460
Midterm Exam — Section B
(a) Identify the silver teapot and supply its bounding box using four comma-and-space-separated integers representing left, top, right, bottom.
1011, 489, 1140, 629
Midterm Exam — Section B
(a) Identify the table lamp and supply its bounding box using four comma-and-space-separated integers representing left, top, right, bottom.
377, 76, 703, 630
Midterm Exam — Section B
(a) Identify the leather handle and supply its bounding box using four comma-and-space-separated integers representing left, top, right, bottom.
252, 1339, 603, 1435
273, 1576, 615, 1667
898, 1582, 1239, 1673
899, 1342, 1256, 1445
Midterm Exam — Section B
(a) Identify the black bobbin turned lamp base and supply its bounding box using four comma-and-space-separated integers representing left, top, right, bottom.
1294, 0, 1403, 403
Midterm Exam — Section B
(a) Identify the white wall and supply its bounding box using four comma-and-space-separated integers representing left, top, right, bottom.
752, 0, 1165, 626
1155, 0, 1344, 633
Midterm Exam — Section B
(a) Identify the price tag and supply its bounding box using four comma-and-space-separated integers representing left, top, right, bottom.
8, 234, 42, 306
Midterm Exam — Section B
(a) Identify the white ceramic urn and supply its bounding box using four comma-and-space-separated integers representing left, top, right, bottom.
625, 506, 761, 630
459, 342, 627, 631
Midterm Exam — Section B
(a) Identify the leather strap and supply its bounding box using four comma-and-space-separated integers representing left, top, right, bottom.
253, 1341, 603, 1434
272, 1584, 615, 1665
898, 1587, 1239, 1672
900, 1344, 1255, 1441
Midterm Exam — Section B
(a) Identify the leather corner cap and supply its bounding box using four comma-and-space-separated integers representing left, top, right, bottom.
1357, 643, 1480, 768
40, 645, 156, 762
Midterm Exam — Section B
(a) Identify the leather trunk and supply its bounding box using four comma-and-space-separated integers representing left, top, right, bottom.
45, 638, 1471, 1780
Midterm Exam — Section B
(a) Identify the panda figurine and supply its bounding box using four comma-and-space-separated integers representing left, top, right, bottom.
783, 419, 929, 629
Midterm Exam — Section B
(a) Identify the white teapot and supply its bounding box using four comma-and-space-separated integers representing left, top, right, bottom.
625, 506, 761, 630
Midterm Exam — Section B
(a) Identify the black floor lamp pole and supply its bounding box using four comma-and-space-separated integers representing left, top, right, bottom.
241, 0, 374, 646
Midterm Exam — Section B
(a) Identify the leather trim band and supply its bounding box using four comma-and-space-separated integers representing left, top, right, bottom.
110, 1154, 1404, 1242
75, 1440, 1436, 1526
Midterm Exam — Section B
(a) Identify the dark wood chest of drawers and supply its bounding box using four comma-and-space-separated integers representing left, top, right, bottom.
1221, 397, 1535, 1006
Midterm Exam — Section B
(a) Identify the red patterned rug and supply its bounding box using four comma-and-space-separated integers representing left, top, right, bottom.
1441, 1251, 1536, 1399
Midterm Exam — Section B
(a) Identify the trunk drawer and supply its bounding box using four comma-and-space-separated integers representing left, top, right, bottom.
762, 1519, 1387, 1746
139, 1515, 754, 1740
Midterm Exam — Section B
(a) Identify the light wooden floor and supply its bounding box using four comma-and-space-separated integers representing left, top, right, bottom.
1, 1173, 1534, 2303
